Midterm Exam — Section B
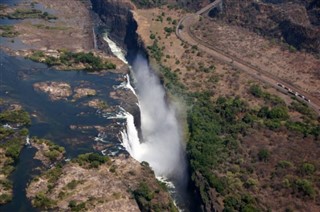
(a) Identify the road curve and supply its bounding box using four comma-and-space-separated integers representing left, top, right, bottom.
176, 12, 320, 116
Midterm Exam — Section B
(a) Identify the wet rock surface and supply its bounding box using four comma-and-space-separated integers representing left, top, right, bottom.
33, 81, 72, 101
73, 88, 97, 99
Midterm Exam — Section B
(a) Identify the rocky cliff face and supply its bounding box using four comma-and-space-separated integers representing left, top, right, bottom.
91, 0, 139, 53
90, 0, 142, 135
215, 0, 320, 53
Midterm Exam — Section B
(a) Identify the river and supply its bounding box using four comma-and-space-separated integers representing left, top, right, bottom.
0, 0, 195, 210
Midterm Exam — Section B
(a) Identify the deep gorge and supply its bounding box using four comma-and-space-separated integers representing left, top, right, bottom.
90, 0, 200, 210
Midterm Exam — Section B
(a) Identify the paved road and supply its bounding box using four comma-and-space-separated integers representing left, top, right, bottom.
176, 10, 320, 116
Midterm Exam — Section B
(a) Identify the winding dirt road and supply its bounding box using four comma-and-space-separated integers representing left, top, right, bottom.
176, 5, 320, 115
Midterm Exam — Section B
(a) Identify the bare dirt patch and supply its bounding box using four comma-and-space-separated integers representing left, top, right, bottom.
14, 0, 94, 52
193, 17, 320, 99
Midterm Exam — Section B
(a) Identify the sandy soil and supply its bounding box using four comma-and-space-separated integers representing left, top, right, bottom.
193, 18, 320, 99
133, 8, 295, 109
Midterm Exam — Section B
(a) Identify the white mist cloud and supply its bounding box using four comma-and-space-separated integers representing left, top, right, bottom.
130, 54, 186, 180
104, 32, 186, 183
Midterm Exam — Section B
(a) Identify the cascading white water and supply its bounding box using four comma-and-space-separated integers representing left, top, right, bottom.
102, 33, 128, 64
103, 33, 187, 209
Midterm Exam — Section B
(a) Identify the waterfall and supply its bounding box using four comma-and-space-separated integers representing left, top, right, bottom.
102, 33, 127, 64
93, 27, 97, 49
103, 33, 187, 210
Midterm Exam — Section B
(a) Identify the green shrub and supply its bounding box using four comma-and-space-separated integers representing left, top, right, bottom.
277, 160, 293, 169
290, 101, 317, 120
300, 163, 315, 175
294, 179, 316, 197
258, 149, 270, 162
33, 192, 56, 209
149, 33, 156, 39
67, 180, 79, 190
249, 84, 263, 98
45, 166, 62, 184
7, 9, 57, 20
73, 153, 109, 168
5, 144, 21, 160
264, 119, 281, 130
268, 106, 289, 120
68, 200, 86, 211
134, 182, 154, 201
0, 193, 13, 204
0, 109, 31, 125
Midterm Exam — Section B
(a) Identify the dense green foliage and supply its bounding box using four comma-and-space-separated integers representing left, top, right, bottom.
73, 153, 109, 168
133, 182, 177, 212
147, 40, 163, 62
0, 109, 31, 125
134, 182, 154, 202
7, 9, 57, 20
33, 192, 56, 209
290, 100, 317, 120
68, 200, 86, 211
28, 50, 116, 71
159, 65, 186, 95
44, 165, 63, 184
186, 90, 319, 210
187, 94, 251, 204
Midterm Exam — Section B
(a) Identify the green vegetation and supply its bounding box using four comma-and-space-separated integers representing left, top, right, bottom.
300, 163, 315, 175
289, 100, 317, 120
0, 25, 19, 38
257, 149, 270, 162
44, 165, 63, 184
143, 17, 320, 210
147, 39, 163, 62
0, 109, 31, 125
33, 192, 56, 209
150, 33, 156, 40
7, 9, 57, 20
0, 193, 13, 204
0, 106, 30, 205
133, 181, 178, 212
164, 26, 174, 36
27, 50, 116, 71
33, 138, 65, 162
277, 160, 293, 169
185, 91, 319, 209
134, 182, 154, 202
68, 200, 86, 211
294, 179, 316, 197
73, 153, 109, 168
66, 180, 81, 190
249, 84, 285, 106
159, 65, 185, 95
32, 24, 69, 30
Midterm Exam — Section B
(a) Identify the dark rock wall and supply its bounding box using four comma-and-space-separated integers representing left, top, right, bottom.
90, 0, 143, 139
217, 0, 320, 53
91, 0, 138, 51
